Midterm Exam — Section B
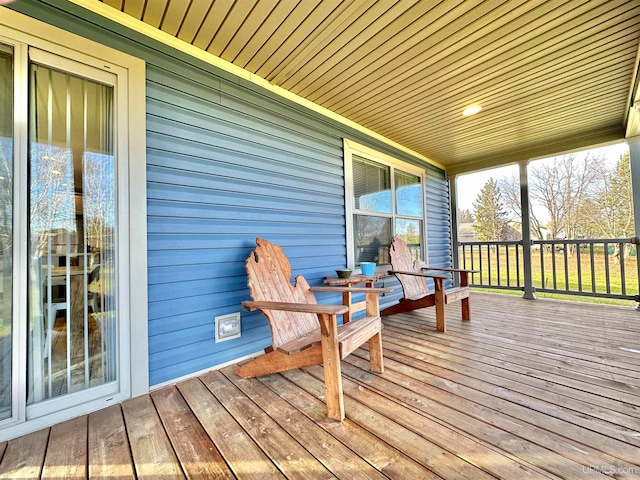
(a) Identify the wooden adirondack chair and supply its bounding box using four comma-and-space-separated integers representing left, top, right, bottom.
381, 236, 475, 332
236, 238, 389, 421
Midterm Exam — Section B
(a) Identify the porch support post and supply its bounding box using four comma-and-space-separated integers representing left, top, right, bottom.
627, 137, 640, 238
449, 175, 460, 286
626, 137, 640, 310
519, 161, 536, 299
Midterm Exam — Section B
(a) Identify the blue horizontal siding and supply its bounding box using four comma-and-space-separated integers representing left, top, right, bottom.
426, 169, 454, 289
145, 62, 354, 385
12, 0, 451, 388
146, 233, 343, 251
147, 201, 344, 225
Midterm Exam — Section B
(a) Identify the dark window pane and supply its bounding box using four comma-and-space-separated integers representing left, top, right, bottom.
354, 215, 391, 265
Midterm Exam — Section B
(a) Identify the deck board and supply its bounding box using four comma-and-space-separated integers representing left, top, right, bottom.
200, 370, 338, 480
87, 404, 135, 480
151, 385, 234, 480
121, 395, 184, 479
386, 316, 640, 404
1, 292, 639, 479
41, 416, 87, 480
0, 427, 48, 479
176, 377, 285, 479
383, 318, 640, 420
378, 330, 639, 430
241, 368, 443, 480
276, 368, 519, 480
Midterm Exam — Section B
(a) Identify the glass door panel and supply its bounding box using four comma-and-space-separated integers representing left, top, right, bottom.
0, 45, 13, 421
27, 61, 117, 404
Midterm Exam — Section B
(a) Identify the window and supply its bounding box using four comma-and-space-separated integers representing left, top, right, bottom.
345, 140, 426, 269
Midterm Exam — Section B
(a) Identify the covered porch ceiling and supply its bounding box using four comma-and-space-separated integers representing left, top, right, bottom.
91, 0, 640, 175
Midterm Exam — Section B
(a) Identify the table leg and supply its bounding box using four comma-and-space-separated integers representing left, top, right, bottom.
342, 290, 352, 323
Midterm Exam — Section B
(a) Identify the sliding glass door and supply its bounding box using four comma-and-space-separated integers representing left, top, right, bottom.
27, 53, 118, 409
0, 46, 13, 422
0, 10, 145, 437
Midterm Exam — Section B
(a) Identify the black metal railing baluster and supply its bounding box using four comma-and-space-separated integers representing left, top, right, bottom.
551, 245, 557, 290
496, 244, 501, 286
590, 243, 596, 293
563, 245, 569, 291
470, 244, 475, 283
516, 243, 521, 287
506, 243, 511, 287
539, 243, 545, 290
620, 242, 626, 296
604, 242, 611, 295
576, 243, 582, 293
487, 244, 492, 286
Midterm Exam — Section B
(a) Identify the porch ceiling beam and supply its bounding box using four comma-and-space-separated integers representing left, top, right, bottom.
446, 125, 625, 177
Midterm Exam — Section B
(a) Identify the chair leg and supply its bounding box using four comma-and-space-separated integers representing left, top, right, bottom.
319, 313, 345, 421
368, 332, 384, 373
460, 272, 471, 321
434, 278, 446, 332
461, 297, 470, 320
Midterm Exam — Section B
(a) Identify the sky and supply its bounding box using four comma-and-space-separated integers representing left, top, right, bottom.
455, 142, 630, 214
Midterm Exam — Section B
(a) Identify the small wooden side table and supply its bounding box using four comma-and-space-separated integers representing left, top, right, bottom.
324, 273, 387, 323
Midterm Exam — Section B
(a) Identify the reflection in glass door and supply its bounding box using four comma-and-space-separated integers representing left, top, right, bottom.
27, 61, 117, 404
0, 46, 13, 421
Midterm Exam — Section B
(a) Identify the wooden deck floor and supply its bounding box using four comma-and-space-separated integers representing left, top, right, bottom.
1, 292, 639, 479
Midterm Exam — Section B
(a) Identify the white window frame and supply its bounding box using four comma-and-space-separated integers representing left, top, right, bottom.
344, 139, 427, 270
0, 7, 148, 439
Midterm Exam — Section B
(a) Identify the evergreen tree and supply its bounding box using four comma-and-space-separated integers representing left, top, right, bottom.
472, 178, 509, 241
589, 152, 634, 238
457, 208, 475, 223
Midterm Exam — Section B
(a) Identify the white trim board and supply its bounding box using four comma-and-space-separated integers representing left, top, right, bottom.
150, 352, 262, 391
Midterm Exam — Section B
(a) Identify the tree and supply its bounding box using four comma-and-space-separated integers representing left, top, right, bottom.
528, 154, 602, 239
472, 178, 509, 241
577, 153, 634, 262
587, 152, 634, 238
498, 174, 546, 240
457, 208, 474, 223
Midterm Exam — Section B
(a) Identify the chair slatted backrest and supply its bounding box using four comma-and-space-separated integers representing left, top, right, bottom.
389, 236, 431, 301
246, 238, 319, 349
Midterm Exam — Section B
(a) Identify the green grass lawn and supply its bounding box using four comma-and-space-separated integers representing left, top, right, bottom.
460, 245, 639, 306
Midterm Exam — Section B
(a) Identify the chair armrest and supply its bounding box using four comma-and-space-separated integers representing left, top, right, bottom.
420, 266, 479, 274
388, 270, 450, 280
242, 300, 348, 315
311, 286, 393, 294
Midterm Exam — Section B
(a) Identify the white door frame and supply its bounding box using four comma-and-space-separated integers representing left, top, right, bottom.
0, 7, 148, 440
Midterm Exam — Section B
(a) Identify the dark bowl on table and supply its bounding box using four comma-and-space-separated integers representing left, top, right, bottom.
336, 269, 352, 278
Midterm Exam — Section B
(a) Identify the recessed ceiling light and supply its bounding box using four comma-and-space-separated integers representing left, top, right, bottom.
462, 104, 482, 116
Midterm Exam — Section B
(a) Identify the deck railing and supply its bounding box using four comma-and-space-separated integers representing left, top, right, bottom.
459, 238, 640, 301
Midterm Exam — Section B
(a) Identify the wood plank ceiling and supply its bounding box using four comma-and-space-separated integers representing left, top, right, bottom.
98, 0, 640, 174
